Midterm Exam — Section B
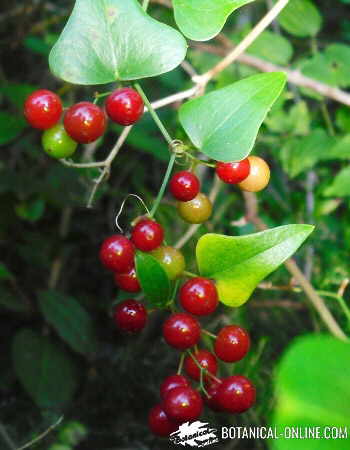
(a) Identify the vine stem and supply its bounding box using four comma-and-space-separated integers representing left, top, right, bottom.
0, 422, 16, 450
17, 416, 63, 450
149, 152, 176, 218
134, 83, 173, 145
202, 329, 217, 339
177, 353, 185, 375
192, 0, 290, 89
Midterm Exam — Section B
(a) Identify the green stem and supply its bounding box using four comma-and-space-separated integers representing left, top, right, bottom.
183, 270, 198, 278
317, 290, 350, 323
202, 329, 217, 340
149, 152, 176, 218
0, 423, 16, 450
134, 83, 173, 145
142, 0, 150, 10
320, 101, 335, 136
185, 152, 216, 168
187, 350, 221, 386
177, 353, 185, 375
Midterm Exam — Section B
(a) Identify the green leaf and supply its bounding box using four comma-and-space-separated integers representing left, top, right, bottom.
336, 107, 350, 133
279, 129, 336, 178
327, 135, 350, 160
247, 30, 293, 65
277, 0, 322, 37
49, 0, 187, 85
15, 198, 46, 223
0, 262, 14, 280
173, 0, 256, 41
12, 329, 78, 410
271, 335, 350, 450
0, 286, 29, 312
0, 83, 37, 109
135, 252, 171, 308
0, 112, 26, 145
323, 167, 350, 197
38, 290, 97, 355
179, 72, 286, 162
301, 45, 350, 88
196, 225, 314, 307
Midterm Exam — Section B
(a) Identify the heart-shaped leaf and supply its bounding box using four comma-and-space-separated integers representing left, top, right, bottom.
12, 329, 78, 410
173, 0, 256, 41
196, 225, 314, 307
179, 72, 286, 162
135, 252, 171, 308
271, 335, 350, 450
38, 290, 97, 356
49, 0, 187, 85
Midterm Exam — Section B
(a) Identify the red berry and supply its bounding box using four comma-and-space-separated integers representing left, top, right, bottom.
205, 379, 223, 412
214, 325, 250, 363
148, 404, 178, 437
24, 89, 62, 130
169, 171, 200, 202
180, 277, 218, 316
131, 218, 164, 252
114, 267, 140, 293
184, 349, 218, 382
160, 374, 190, 401
64, 102, 106, 143
113, 299, 147, 333
99, 235, 134, 272
216, 159, 250, 184
163, 313, 201, 350
105, 87, 144, 126
164, 386, 203, 423
218, 375, 256, 413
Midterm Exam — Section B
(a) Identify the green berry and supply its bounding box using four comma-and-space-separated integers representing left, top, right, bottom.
42, 124, 78, 159
177, 193, 212, 224
151, 246, 185, 280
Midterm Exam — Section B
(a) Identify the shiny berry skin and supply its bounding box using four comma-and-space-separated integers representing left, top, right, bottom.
177, 193, 212, 224
105, 88, 144, 126
184, 349, 218, 382
114, 267, 140, 293
163, 313, 201, 350
64, 102, 106, 143
218, 375, 256, 413
148, 404, 178, 436
113, 299, 147, 333
214, 325, 250, 363
42, 124, 77, 159
164, 386, 203, 423
169, 171, 200, 202
131, 218, 164, 252
24, 89, 62, 130
216, 159, 250, 184
238, 156, 270, 192
99, 235, 134, 272
205, 379, 223, 412
180, 277, 218, 316
160, 374, 190, 401
151, 246, 185, 280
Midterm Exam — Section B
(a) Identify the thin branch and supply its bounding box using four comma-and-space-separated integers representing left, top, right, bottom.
242, 191, 348, 341
17, 416, 63, 450
193, 0, 290, 88
193, 40, 350, 107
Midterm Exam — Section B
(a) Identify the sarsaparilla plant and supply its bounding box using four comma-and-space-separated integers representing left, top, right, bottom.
22, 0, 315, 439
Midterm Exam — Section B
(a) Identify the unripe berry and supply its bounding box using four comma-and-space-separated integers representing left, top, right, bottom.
177, 193, 212, 224
151, 246, 185, 280
238, 156, 270, 192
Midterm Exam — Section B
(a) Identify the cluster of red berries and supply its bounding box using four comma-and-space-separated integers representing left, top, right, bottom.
99, 217, 186, 300
149, 296, 255, 435
99, 213, 256, 436
168, 158, 270, 225
24, 87, 144, 159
